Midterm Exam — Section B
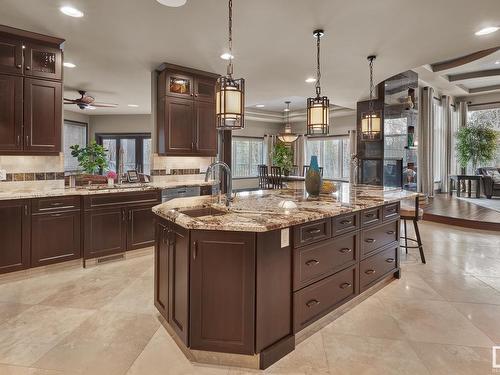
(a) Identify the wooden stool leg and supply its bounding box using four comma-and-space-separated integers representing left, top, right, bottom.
404, 219, 408, 254
413, 219, 426, 264
468, 180, 472, 198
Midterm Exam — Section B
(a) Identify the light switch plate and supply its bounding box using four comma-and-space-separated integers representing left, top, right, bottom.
0, 169, 6, 181
281, 228, 290, 248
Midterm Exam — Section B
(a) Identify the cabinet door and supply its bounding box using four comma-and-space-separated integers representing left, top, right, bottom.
0, 35, 23, 75
0, 74, 23, 151
0, 200, 30, 274
154, 221, 170, 321
127, 204, 156, 250
190, 230, 255, 355
165, 72, 194, 99
195, 100, 217, 156
24, 78, 62, 153
24, 43, 62, 81
164, 96, 194, 154
168, 223, 190, 345
194, 76, 216, 102
31, 211, 81, 267
84, 207, 127, 259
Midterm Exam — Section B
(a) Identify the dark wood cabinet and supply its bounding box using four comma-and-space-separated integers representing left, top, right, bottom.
127, 204, 157, 250
157, 63, 218, 157
0, 74, 23, 151
190, 230, 256, 355
24, 78, 62, 153
31, 210, 81, 267
0, 199, 30, 274
155, 221, 170, 320
0, 26, 64, 155
84, 206, 127, 259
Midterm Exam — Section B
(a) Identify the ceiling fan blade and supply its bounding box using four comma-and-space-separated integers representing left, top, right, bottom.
91, 102, 118, 108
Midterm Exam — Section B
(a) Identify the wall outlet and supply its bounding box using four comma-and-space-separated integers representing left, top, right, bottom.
0, 169, 6, 181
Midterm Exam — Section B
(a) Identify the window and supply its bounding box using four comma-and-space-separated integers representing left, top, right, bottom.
305, 136, 350, 180
96, 133, 152, 175
467, 108, 500, 168
63, 120, 88, 172
232, 137, 264, 178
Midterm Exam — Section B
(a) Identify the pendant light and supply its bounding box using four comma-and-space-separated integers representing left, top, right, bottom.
361, 55, 381, 140
216, 0, 245, 130
306, 29, 329, 136
278, 101, 299, 143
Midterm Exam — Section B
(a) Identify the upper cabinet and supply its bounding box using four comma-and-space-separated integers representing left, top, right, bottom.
157, 63, 219, 156
0, 25, 64, 155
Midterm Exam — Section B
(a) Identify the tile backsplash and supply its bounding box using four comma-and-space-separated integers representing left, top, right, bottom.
151, 154, 213, 175
0, 155, 64, 187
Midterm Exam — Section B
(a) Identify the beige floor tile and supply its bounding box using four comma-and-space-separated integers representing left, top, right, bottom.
88, 255, 153, 279
127, 328, 229, 375
34, 310, 159, 375
322, 296, 405, 340
409, 341, 493, 375
452, 302, 500, 343
449, 254, 500, 277
0, 305, 94, 366
0, 301, 32, 324
0, 364, 67, 375
377, 298, 494, 347
39, 275, 133, 309
322, 333, 430, 375
101, 276, 156, 315
375, 272, 445, 301
475, 276, 500, 292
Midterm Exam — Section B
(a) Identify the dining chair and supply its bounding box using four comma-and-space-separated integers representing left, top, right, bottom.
303, 165, 324, 177
257, 165, 269, 189
270, 166, 283, 189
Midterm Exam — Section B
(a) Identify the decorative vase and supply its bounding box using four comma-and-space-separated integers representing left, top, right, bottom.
305, 156, 322, 197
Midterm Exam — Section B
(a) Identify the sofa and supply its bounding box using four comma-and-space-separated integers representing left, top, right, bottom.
477, 167, 500, 199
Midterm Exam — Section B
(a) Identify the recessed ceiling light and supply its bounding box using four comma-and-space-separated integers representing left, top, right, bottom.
495, 61, 500, 65
475, 26, 499, 36
156, 0, 187, 7
63, 62, 76, 68
255, 104, 265, 108
60, 6, 84, 18
305, 77, 316, 83
127, 104, 139, 108
220, 53, 234, 60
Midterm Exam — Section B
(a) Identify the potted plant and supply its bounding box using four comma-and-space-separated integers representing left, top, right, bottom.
272, 141, 294, 176
456, 120, 498, 172
70, 141, 109, 185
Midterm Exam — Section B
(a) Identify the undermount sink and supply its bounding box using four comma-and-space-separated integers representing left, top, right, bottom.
178, 207, 228, 218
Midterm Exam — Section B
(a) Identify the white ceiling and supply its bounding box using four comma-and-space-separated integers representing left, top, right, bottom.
1, 0, 500, 115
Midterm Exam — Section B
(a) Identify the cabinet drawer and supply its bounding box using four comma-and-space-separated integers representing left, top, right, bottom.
83, 190, 160, 209
383, 203, 400, 222
294, 265, 356, 332
32, 196, 81, 214
361, 207, 382, 227
332, 212, 359, 236
293, 232, 358, 290
361, 220, 398, 257
293, 219, 331, 248
360, 244, 398, 291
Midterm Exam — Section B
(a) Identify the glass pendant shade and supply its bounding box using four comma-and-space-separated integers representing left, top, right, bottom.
306, 96, 330, 136
361, 111, 381, 139
216, 76, 245, 130
278, 101, 298, 143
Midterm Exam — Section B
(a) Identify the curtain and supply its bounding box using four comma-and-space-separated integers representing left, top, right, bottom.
293, 135, 305, 175
441, 96, 452, 193
263, 134, 276, 166
418, 87, 435, 197
348, 130, 357, 183
457, 101, 468, 174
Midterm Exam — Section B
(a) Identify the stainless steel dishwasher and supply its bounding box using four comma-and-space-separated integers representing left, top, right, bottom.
161, 186, 201, 202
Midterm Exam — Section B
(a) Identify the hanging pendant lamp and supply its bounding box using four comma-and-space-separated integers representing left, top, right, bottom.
278, 101, 299, 143
361, 55, 381, 140
215, 0, 245, 130
306, 29, 329, 136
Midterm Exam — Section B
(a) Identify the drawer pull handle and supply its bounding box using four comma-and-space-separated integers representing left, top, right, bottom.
50, 202, 64, 206
365, 238, 376, 243
306, 259, 320, 266
307, 228, 321, 235
339, 248, 352, 254
386, 208, 396, 213
365, 269, 376, 275
50, 213, 63, 217
193, 241, 198, 260
340, 282, 352, 289
386, 231, 395, 235
386, 258, 395, 263
340, 219, 352, 225
306, 299, 320, 308
365, 213, 375, 218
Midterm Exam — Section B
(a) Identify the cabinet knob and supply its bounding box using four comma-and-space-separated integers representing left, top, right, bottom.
26, 66, 31, 70
16, 64, 22, 69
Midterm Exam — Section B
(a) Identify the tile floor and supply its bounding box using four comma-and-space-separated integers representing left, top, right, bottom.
0, 221, 499, 374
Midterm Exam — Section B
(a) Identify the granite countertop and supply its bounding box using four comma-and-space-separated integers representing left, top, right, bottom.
152, 182, 419, 232
0, 180, 214, 201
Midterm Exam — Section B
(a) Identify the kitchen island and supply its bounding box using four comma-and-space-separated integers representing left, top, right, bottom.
152, 183, 418, 369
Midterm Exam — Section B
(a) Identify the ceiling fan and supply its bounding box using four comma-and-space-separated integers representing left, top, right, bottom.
64, 90, 118, 110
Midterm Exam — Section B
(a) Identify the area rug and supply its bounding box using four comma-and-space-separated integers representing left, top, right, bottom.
457, 196, 500, 213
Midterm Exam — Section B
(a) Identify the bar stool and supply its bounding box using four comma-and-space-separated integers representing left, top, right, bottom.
400, 195, 426, 264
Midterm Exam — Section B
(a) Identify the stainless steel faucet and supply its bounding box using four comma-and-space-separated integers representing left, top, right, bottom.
205, 161, 232, 207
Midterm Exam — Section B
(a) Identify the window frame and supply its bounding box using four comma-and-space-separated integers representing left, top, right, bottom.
95, 132, 152, 175
63, 119, 88, 173
305, 134, 350, 181
231, 136, 265, 179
